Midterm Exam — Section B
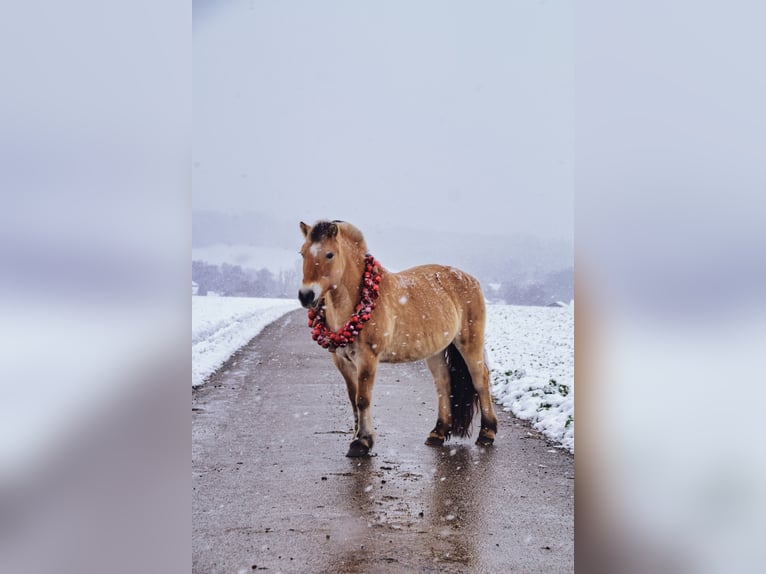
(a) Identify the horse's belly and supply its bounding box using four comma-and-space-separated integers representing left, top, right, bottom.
377, 328, 452, 363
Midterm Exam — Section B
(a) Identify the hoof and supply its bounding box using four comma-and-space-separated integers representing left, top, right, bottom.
346, 438, 371, 457
425, 435, 445, 447
475, 435, 495, 447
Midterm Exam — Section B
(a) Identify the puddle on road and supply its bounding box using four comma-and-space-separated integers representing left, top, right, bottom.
309, 445, 494, 572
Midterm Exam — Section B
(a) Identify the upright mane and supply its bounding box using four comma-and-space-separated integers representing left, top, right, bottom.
310, 220, 368, 254
336, 221, 367, 253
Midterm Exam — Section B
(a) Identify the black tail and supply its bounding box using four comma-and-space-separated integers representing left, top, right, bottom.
445, 343, 479, 439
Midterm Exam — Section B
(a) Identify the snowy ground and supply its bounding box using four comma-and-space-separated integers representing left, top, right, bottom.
191, 296, 574, 452
192, 296, 300, 387
485, 303, 574, 452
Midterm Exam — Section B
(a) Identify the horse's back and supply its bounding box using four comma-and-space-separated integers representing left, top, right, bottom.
389, 264, 486, 330
394, 264, 485, 304
371, 264, 485, 363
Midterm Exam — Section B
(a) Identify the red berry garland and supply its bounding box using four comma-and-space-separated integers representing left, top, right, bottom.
307, 255, 382, 351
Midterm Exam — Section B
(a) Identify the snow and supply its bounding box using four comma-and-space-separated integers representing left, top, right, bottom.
192, 296, 300, 387
485, 302, 574, 452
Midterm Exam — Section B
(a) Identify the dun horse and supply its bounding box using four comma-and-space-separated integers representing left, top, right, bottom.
298, 220, 498, 457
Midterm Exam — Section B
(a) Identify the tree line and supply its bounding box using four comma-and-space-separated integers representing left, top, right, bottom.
192, 260, 299, 298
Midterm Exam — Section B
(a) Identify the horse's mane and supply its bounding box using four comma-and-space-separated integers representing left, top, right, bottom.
311, 220, 367, 253
336, 221, 367, 252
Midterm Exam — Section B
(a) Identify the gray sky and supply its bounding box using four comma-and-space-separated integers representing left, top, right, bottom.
193, 1, 572, 242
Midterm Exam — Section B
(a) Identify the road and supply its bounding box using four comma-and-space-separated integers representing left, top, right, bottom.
193, 309, 574, 573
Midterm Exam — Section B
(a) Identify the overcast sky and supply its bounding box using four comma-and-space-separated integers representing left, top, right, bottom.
193, 1, 572, 242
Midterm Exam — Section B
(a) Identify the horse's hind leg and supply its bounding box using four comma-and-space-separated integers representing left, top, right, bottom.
472, 358, 498, 446
424, 352, 452, 446
455, 344, 498, 446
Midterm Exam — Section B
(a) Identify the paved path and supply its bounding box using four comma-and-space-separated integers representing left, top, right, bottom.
193, 309, 573, 573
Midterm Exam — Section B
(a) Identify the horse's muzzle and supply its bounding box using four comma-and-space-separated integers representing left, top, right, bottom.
298, 287, 318, 308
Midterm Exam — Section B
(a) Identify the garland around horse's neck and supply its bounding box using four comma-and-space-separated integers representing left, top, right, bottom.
307, 254, 381, 352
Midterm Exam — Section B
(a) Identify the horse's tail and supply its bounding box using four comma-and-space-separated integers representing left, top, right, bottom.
445, 343, 479, 439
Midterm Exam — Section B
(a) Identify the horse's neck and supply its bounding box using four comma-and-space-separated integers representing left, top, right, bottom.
325, 254, 364, 330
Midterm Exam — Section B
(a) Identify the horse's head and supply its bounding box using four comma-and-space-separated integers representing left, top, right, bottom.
298, 220, 365, 309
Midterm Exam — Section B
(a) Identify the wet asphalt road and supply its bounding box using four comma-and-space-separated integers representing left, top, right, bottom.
193, 310, 573, 573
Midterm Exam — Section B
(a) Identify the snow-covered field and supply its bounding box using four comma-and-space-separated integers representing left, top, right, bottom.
192, 296, 300, 387
191, 296, 574, 452
486, 303, 574, 452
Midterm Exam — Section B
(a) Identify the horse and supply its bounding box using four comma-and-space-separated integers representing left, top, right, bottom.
298, 220, 498, 457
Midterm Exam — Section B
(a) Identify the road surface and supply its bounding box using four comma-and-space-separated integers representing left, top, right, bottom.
193, 309, 573, 573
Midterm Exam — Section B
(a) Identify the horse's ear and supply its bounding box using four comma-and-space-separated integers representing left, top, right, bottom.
328, 222, 339, 237
299, 221, 310, 238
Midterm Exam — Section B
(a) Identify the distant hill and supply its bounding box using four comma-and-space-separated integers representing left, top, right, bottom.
192, 244, 300, 274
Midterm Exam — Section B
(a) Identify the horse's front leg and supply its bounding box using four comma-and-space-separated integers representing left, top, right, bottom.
331, 353, 359, 433
346, 353, 379, 457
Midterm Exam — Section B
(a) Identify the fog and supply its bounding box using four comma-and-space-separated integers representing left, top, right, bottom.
193, 0, 573, 247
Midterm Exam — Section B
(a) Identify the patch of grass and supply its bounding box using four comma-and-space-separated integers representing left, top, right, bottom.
503, 369, 525, 380
565, 415, 573, 428
547, 379, 569, 397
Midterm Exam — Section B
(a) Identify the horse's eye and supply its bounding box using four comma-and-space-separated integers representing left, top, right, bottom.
326, 252, 334, 260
